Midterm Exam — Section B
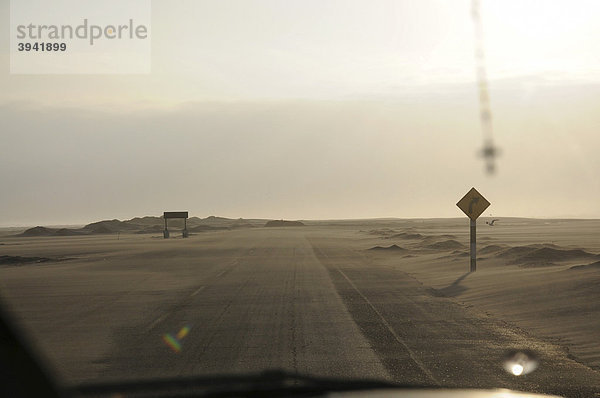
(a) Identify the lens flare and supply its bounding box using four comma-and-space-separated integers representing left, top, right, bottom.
511, 364, 524, 376
503, 350, 538, 376
162, 325, 191, 353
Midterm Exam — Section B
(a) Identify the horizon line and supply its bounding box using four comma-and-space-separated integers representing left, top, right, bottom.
2, 215, 599, 229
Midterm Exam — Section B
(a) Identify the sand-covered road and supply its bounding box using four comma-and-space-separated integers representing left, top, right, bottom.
1, 225, 600, 397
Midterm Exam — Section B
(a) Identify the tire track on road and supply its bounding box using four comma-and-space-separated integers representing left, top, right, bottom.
335, 266, 439, 385
307, 235, 600, 397
309, 242, 440, 386
143, 244, 257, 334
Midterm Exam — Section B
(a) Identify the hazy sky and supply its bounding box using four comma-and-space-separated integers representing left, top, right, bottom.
1, 0, 600, 225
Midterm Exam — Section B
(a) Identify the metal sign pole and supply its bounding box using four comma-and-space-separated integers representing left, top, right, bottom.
470, 218, 476, 272
457, 187, 489, 273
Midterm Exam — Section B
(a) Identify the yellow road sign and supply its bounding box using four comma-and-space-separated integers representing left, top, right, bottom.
456, 187, 490, 220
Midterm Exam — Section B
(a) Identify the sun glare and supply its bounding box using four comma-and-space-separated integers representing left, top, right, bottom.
482, 0, 600, 80
511, 364, 524, 376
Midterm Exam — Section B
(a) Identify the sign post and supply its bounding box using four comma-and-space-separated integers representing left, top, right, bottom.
456, 188, 490, 272
470, 219, 476, 272
163, 211, 189, 239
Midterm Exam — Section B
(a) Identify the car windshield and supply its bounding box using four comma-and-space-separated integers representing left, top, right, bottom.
1, 1, 600, 397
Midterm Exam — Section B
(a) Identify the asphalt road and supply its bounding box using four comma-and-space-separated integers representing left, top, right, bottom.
1, 228, 600, 397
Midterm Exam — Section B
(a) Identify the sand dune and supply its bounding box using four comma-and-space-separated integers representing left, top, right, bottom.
264, 220, 305, 227
20, 226, 63, 237
387, 232, 423, 239
512, 247, 596, 266
84, 219, 140, 233
479, 244, 506, 254
368, 244, 407, 252
494, 245, 598, 267
134, 225, 165, 234
399, 233, 599, 268
17, 216, 268, 237
231, 220, 254, 228
367, 228, 397, 236
437, 234, 458, 240
189, 225, 230, 232
425, 239, 464, 250
359, 218, 600, 372
569, 261, 600, 271
0, 255, 52, 265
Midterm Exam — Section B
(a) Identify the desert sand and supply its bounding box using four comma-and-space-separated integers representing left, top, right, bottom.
0, 217, 599, 397
349, 218, 600, 370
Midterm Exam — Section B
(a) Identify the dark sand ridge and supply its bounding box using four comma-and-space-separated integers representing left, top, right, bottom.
367, 244, 407, 252
16, 216, 268, 237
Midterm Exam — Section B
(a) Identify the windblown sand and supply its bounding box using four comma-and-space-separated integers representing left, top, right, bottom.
358, 218, 600, 370
0, 217, 599, 382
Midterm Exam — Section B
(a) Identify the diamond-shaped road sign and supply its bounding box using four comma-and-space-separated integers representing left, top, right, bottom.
456, 187, 490, 220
